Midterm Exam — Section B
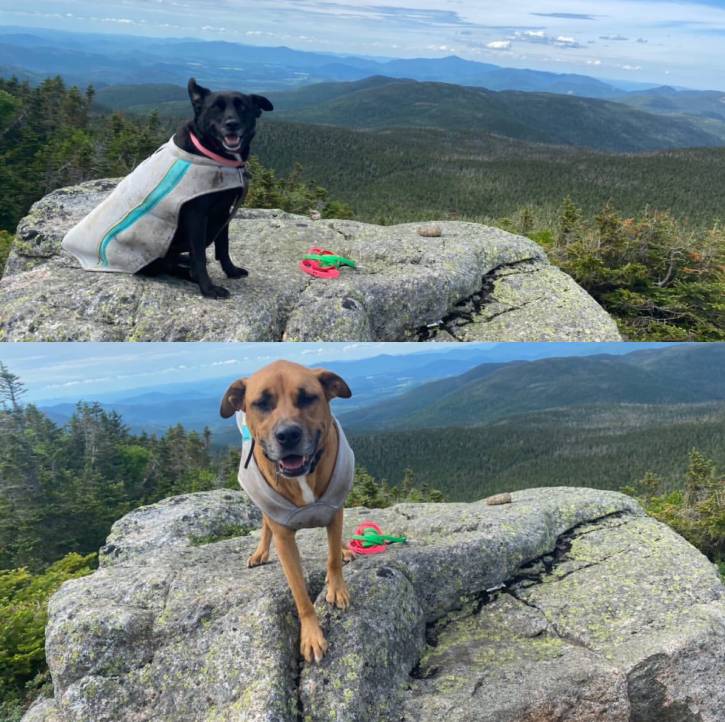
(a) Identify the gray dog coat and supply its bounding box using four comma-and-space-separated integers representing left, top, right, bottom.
62, 138, 246, 273
236, 412, 355, 530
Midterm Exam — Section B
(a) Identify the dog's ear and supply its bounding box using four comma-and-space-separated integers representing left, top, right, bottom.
220, 379, 247, 418
314, 369, 352, 400
251, 94, 274, 113
188, 78, 211, 113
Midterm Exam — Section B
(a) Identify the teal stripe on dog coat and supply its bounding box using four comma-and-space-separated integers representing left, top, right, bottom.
99, 159, 191, 267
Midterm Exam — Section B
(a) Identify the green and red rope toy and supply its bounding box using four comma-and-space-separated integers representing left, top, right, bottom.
348, 520, 407, 555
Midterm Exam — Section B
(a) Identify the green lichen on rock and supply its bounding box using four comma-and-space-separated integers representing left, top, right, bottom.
189, 523, 253, 546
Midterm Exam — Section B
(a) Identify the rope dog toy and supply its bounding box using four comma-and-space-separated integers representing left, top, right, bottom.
299, 246, 357, 279
348, 520, 407, 555
303, 254, 357, 269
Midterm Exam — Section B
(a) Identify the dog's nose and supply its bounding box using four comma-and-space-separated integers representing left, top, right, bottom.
275, 424, 302, 448
224, 119, 241, 131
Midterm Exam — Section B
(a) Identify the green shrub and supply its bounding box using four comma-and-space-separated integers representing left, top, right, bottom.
346, 466, 444, 508
0, 553, 96, 716
629, 450, 724, 575
542, 201, 725, 340
0, 230, 13, 276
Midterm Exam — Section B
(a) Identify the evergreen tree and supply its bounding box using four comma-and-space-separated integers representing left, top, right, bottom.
0, 362, 26, 412
557, 196, 583, 245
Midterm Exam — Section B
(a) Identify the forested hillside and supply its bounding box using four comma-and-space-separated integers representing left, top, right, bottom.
350, 402, 725, 501
269, 77, 725, 151
345, 345, 725, 497
253, 120, 725, 227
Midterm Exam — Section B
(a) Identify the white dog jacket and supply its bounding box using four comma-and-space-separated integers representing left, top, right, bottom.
236, 412, 355, 530
62, 138, 246, 273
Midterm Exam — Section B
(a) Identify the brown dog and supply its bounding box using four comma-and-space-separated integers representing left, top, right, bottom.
220, 360, 355, 663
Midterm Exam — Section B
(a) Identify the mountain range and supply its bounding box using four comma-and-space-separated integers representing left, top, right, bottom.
266, 77, 725, 151
31, 343, 722, 499
4, 26, 725, 156
0, 25, 663, 98
34, 343, 657, 440
342, 343, 725, 431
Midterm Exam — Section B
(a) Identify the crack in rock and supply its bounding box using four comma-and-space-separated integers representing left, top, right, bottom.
416, 258, 543, 341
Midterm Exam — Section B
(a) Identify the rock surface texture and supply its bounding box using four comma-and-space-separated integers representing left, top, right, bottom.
24, 487, 724, 722
0, 179, 621, 342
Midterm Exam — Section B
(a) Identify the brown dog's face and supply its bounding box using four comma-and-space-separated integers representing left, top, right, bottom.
220, 360, 351, 478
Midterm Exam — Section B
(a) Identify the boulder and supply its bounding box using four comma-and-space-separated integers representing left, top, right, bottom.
25, 487, 724, 722
0, 180, 621, 342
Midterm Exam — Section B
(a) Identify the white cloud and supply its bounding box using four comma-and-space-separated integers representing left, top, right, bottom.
486, 39, 511, 50
509, 30, 581, 49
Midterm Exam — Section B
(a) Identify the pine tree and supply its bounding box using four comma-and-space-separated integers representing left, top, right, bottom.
0, 362, 26, 412
684, 448, 717, 508
557, 196, 583, 246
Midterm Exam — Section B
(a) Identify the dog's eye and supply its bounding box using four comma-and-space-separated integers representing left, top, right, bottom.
297, 391, 318, 408
252, 395, 274, 412
214, 97, 226, 110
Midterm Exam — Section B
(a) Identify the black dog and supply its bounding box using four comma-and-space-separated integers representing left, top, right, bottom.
140, 78, 273, 299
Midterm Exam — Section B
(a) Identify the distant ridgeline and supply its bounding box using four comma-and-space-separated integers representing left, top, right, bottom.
1, 75, 723, 340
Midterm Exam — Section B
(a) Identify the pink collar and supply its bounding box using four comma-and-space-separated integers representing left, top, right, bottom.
188, 131, 245, 168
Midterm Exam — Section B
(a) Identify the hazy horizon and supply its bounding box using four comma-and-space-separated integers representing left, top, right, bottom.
1, 0, 725, 90
0, 342, 669, 404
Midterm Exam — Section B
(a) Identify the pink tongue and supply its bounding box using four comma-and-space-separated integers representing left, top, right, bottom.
225, 135, 240, 145
282, 455, 304, 469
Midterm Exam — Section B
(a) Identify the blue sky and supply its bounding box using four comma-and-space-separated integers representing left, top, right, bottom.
1, 1, 725, 89
0, 342, 665, 403
0, 342, 455, 402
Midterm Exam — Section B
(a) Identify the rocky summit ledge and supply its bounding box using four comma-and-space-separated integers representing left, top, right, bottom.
24, 487, 724, 722
0, 179, 621, 342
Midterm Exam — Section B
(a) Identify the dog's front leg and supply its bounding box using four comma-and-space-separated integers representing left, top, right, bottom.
325, 509, 350, 610
271, 522, 328, 663
184, 211, 230, 299
215, 219, 248, 279
248, 514, 272, 567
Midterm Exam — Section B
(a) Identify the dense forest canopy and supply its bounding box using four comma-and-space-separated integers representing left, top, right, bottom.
350, 404, 725, 501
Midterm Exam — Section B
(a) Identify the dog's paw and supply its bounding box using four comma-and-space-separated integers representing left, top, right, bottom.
201, 284, 230, 299
300, 622, 328, 664
326, 579, 350, 610
224, 265, 249, 279
247, 549, 269, 568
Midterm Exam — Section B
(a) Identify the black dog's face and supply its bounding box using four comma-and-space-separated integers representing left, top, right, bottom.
188, 78, 273, 155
